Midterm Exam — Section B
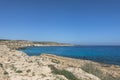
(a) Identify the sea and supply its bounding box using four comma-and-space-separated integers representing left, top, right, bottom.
20, 46, 120, 65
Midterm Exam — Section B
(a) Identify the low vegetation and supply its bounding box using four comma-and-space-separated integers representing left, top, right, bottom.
11, 65, 17, 71
4, 71, 8, 75
16, 70, 23, 73
81, 63, 120, 80
51, 59, 60, 64
0, 63, 3, 68
48, 65, 79, 80
26, 69, 31, 73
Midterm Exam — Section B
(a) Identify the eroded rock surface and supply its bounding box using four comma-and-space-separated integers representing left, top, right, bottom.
0, 45, 120, 80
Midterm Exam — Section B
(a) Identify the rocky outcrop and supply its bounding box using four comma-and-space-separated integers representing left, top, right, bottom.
40, 54, 120, 79
0, 45, 68, 80
0, 45, 120, 80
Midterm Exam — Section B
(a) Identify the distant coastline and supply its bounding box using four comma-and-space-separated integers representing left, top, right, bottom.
0, 39, 73, 49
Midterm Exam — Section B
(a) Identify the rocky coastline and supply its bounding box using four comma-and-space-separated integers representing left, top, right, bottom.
0, 40, 120, 80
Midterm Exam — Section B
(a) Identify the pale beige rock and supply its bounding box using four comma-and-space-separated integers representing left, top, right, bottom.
66, 67, 101, 80
0, 45, 120, 80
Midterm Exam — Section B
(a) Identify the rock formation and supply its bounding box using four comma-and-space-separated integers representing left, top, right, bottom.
0, 45, 120, 80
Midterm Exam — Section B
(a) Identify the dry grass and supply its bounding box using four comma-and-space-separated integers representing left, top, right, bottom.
81, 63, 120, 80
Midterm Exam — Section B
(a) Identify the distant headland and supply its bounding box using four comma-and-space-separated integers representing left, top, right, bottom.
0, 39, 73, 49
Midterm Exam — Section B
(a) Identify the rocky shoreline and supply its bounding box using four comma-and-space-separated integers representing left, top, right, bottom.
0, 45, 120, 80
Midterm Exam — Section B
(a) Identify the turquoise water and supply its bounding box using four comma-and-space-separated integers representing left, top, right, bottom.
20, 46, 120, 65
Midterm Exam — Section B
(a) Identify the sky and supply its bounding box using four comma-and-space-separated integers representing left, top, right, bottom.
0, 0, 120, 45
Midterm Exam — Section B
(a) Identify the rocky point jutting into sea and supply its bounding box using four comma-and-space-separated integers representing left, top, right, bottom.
0, 40, 120, 80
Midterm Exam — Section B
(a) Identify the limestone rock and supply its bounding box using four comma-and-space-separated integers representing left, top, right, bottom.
0, 45, 120, 80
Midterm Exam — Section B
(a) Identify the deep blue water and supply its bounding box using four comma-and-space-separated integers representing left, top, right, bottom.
20, 46, 120, 65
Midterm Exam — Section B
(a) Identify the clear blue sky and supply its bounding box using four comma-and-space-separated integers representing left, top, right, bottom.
0, 0, 120, 45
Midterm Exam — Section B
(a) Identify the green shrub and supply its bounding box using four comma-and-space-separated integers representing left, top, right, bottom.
26, 69, 31, 73
0, 63, 3, 68
51, 59, 60, 64
16, 70, 23, 73
48, 65, 79, 80
4, 71, 8, 75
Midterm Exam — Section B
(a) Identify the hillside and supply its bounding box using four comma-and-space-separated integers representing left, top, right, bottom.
0, 39, 72, 49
